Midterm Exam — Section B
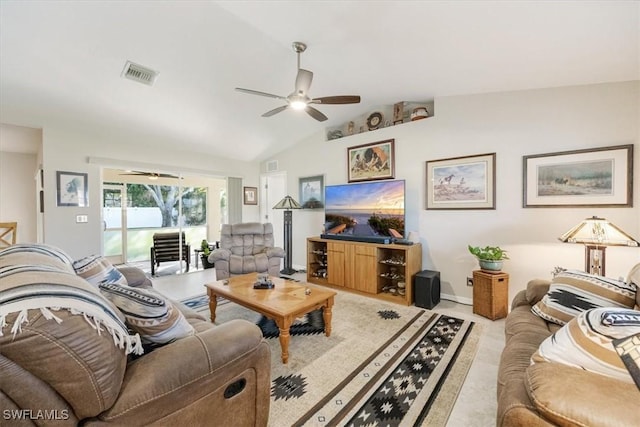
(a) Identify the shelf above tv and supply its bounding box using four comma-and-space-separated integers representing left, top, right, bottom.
325, 100, 435, 141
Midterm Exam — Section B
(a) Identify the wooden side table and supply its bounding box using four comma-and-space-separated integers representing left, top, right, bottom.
472, 270, 509, 320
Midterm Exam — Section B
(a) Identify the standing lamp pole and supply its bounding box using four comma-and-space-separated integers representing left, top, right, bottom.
273, 195, 302, 275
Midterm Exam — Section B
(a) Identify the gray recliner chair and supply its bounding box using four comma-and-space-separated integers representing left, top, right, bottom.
208, 222, 285, 279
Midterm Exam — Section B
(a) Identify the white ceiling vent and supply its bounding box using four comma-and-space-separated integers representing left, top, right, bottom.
121, 61, 158, 86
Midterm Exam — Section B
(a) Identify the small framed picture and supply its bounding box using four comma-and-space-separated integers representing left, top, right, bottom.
299, 175, 324, 209
393, 101, 404, 124
56, 171, 88, 207
243, 186, 258, 205
347, 139, 395, 182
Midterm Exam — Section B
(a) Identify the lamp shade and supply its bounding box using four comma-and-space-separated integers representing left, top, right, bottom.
559, 216, 639, 247
273, 195, 302, 210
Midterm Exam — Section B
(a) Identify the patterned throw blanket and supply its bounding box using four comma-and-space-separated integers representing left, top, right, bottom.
0, 264, 143, 355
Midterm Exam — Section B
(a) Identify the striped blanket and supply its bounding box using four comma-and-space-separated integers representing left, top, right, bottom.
0, 263, 142, 355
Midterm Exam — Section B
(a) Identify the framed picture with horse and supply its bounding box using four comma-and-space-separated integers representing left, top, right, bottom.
425, 153, 496, 210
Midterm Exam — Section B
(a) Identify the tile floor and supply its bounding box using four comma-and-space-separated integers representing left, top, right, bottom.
151, 267, 504, 427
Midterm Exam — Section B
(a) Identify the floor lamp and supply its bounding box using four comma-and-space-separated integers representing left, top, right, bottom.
273, 195, 302, 275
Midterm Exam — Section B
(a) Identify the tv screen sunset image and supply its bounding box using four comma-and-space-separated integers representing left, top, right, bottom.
324, 180, 405, 238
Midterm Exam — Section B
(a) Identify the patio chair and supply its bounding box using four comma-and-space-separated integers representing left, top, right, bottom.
150, 231, 190, 275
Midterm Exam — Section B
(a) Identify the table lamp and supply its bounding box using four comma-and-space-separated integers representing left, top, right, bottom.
273, 195, 302, 275
558, 216, 639, 276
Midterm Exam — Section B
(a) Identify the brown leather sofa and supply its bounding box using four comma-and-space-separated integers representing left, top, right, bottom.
0, 262, 271, 426
497, 278, 640, 426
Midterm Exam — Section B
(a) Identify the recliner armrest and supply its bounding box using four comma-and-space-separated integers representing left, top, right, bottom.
209, 248, 231, 262
95, 319, 270, 425
266, 247, 285, 258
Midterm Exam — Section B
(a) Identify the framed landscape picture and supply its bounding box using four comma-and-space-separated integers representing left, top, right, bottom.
426, 153, 496, 210
347, 139, 395, 182
523, 144, 633, 208
299, 175, 324, 209
56, 171, 88, 207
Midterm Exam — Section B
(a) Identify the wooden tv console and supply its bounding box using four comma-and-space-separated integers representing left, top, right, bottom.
306, 237, 422, 306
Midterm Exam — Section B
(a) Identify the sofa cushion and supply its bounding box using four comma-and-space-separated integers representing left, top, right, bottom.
0, 246, 75, 273
532, 307, 640, 384
73, 254, 127, 287
0, 265, 140, 419
627, 263, 640, 308
526, 362, 640, 427
531, 270, 637, 325
98, 282, 195, 345
613, 332, 640, 391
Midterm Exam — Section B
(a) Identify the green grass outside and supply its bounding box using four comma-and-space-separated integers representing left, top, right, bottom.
104, 227, 207, 262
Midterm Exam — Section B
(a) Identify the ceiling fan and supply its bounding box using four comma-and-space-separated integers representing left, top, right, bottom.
119, 171, 179, 180
235, 42, 361, 122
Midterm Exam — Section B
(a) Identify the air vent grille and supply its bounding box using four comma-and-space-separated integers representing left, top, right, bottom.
121, 61, 158, 86
266, 160, 278, 172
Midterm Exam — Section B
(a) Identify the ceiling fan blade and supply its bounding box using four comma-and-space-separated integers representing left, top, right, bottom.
311, 95, 361, 105
295, 69, 313, 94
235, 87, 286, 100
305, 106, 328, 122
262, 105, 289, 117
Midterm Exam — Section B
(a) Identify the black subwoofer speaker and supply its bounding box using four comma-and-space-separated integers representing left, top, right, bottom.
414, 270, 440, 309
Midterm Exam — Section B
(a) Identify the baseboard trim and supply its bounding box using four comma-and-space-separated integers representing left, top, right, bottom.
441, 293, 473, 306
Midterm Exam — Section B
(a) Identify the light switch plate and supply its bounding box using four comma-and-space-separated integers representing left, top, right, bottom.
76, 215, 88, 223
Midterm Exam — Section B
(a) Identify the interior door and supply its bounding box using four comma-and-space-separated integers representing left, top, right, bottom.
103, 184, 126, 264
259, 172, 286, 249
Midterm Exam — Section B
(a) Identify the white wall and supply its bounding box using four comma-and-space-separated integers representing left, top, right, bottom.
42, 126, 260, 259
0, 151, 38, 242
262, 81, 640, 303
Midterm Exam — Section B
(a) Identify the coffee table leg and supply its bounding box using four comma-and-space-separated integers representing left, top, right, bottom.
275, 317, 292, 364
323, 296, 334, 337
208, 290, 218, 323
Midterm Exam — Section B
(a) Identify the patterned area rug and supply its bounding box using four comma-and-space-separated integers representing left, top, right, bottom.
196, 288, 481, 427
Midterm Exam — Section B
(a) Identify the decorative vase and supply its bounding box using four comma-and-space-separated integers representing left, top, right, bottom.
479, 259, 503, 272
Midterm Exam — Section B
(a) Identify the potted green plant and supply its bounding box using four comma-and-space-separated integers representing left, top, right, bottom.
200, 239, 215, 269
468, 245, 509, 272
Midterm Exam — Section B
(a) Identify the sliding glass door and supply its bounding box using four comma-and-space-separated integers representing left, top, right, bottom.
103, 184, 126, 265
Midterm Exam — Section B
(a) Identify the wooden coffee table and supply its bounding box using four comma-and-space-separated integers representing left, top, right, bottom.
205, 272, 336, 364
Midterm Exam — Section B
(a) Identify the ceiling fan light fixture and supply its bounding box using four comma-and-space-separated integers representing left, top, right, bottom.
290, 100, 307, 110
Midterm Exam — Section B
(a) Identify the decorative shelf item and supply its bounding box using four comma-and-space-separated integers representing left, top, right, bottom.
326, 100, 434, 141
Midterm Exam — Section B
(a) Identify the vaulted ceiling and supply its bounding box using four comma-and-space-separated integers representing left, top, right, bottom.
1, 1, 638, 161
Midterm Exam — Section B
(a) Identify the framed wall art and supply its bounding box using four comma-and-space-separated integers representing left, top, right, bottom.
523, 144, 633, 208
299, 175, 324, 209
243, 186, 258, 205
347, 139, 395, 182
425, 153, 496, 210
56, 171, 88, 207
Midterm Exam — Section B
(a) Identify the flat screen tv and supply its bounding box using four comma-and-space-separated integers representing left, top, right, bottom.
323, 180, 405, 241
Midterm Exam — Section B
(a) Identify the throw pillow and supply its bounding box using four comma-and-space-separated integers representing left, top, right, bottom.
73, 255, 127, 287
531, 270, 637, 325
98, 282, 195, 345
627, 263, 640, 287
531, 307, 640, 384
613, 333, 640, 391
